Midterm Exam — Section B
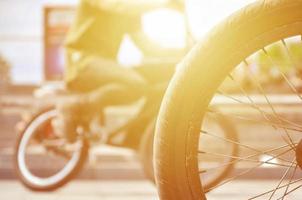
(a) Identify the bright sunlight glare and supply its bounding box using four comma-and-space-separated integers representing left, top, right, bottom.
142, 8, 186, 49
118, 0, 256, 66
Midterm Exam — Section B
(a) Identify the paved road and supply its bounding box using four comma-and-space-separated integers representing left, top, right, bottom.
1, 180, 158, 200
2, 93, 302, 199
2, 179, 302, 200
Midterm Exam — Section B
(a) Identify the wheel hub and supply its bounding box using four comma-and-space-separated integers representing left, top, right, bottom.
295, 140, 302, 169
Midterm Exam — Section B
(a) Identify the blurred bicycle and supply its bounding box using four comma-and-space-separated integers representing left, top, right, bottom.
14, 0, 238, 192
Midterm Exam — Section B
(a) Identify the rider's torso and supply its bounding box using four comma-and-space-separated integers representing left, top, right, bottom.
64, 0, 141, 82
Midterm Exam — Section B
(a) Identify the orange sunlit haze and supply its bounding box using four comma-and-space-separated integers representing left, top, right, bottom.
1, 0, 302, 200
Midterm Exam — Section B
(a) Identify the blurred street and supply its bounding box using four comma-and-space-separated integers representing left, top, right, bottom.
0, 180, 157, 200
1, 180, 302, 200
2, 91, 302, 199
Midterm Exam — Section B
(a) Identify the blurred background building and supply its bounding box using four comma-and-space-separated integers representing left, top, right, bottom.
0, 0, 254, 85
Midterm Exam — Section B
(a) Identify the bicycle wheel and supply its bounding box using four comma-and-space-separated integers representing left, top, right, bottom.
154, 0, 302, 199
14, 107, 88, 191
139, 113, 239, 191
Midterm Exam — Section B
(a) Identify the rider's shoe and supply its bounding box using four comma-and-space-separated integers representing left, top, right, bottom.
53, 95, 101, 142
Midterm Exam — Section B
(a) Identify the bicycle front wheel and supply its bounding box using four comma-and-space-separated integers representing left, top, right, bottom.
154, 0, 302, 199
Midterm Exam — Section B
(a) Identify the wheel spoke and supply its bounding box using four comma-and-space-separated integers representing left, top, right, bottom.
217, 89, 275, 126
199, 150, 293, 168
277, 182, 302, 200
243, 60, 296, 150
268, 158, 296, 200
206, 148, 293, 192
201, 130, 295, 164
226, 74, 280, 128
248, 178, 302, 200
208, 109, 302, 133
199, 142, 295, 173
281, 164, 298, 200
216, 88, 302, 131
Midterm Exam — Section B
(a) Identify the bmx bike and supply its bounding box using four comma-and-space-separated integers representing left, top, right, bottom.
14, 62, 238, 192
13, 1, 239, 193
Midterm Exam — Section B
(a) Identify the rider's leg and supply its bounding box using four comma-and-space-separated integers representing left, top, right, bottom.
55, 56, 148, 142
64, 56, 149, 117
66, 55, 147, 92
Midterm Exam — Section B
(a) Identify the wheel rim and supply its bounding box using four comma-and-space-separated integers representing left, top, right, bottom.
198, 112, 239, 191
196, 35, 302, 199
17, 110, 83, 187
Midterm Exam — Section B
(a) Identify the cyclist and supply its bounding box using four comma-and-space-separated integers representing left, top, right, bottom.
55, 0, 185, 143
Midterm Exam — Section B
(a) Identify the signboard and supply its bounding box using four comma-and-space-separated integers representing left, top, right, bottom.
43, 6, 75, 80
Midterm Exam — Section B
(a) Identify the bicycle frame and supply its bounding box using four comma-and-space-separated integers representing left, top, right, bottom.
82, 82, 166, 150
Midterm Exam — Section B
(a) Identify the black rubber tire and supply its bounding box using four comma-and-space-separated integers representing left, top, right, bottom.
14, 107, 89, 191
154, 0, 302, 199
139, 115, 239, 191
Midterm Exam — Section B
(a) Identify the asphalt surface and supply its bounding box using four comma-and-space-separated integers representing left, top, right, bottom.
2, 93, 302, 199
2, 179, 302, 200
0, 180, 158, 200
